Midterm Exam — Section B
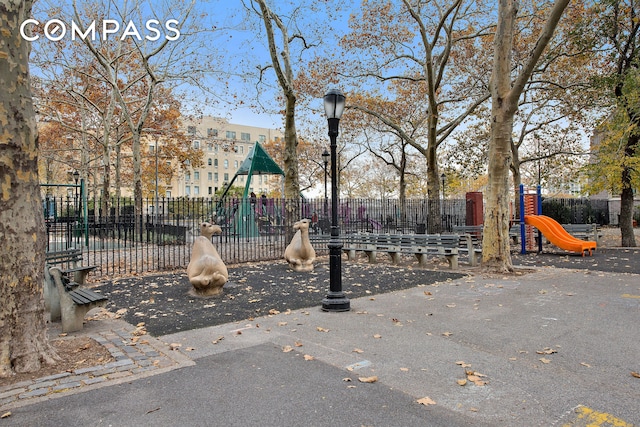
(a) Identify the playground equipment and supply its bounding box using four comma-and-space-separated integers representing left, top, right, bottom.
519, 185, 596, 256
215, 142, 284, 237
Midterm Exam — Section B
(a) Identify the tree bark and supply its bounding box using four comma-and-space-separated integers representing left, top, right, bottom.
619, 131, 638, 246
0, 0, 58, 377
483, 0, 570, 272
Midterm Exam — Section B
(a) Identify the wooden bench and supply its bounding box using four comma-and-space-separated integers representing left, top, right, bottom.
44, 248, 98, 324
48, 267, 108, 332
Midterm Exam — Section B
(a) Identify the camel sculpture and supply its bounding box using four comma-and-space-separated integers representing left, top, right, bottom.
284, 218, 316, 272
187, 222, 228, 296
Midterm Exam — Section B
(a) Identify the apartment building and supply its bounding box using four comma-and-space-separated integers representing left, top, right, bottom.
169, 116, 284, 198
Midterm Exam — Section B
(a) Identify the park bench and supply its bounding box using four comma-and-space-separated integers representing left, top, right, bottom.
44, 248, 98, 324
341, 233, 461, 269
47, 267, 108, 333
453, 234, 483, 267
562, 224, 601, 244
45, 248, 98, 284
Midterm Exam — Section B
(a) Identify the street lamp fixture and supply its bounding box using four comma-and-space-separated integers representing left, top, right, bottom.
441, 173, 446, 199
322, 149, 329, 224
321, 89, 350, 312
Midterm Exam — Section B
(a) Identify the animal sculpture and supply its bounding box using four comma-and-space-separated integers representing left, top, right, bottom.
284, 218, 316, 272
187, 222, 228, 296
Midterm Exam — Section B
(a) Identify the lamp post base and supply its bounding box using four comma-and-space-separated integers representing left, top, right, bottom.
321, 292, 350, 312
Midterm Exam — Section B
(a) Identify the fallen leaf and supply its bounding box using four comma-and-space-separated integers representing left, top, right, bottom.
442, 332, 453, 337
358, 376, 378, 383
212, 336, 224, 344
353, 348, 364, 354
268, 309, 280, 315
1, 412, 11, 419
457, 379, 467, 386
446, 303, 456, 308
316, 326, 330, 332
185, 347, 195, 352
631, 372, 640, 378
277, 322, 287, 326
169, 343, 182, 350
294, 341, 303, 347
373, 334, 382, 339
536, 348, 557, 355
303, 354, 314, 361
424, 291, 432, 295
456, 361, 472, 368
417, 397, 436, 406
539, 358, 551, 364
282, 345, 293, 353
580, 362, 591, 368
400, 367, 409, 372
343, 377, 352, 382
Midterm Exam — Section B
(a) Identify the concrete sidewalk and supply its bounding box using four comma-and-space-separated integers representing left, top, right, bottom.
2, 266, 639, 426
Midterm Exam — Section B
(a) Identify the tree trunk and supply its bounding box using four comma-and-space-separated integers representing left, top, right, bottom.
482, 0, 517, 272
0, 0, 59, 377
482, 0, 569, 272
620, 161, 637, 247
283, 93, 300, 242
483, 112, 515, 272
426, 144, 442, 234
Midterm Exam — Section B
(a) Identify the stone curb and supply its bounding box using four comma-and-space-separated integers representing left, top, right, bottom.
0, 325, 194, 411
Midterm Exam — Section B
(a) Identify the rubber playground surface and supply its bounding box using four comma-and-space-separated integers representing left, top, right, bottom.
95, 261, 466, 337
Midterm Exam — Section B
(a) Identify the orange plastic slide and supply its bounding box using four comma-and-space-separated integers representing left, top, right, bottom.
524, 215, 597, 256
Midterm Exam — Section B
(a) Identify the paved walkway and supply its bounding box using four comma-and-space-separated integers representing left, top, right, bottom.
1, 252, 639, 426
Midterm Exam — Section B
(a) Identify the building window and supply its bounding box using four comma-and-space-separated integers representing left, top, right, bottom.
239, 145, 244, 154
166, 190, 171, 198
207, 128, 218, 137
193, 140, 200, 149
187, 126, 196, 135
207, 143, 213, 152
234, 160, 238, 168
185, 186, 191, 195
226, 130, 236, 140
224, 173, 229, 181
259, 135, 266, 143
185, 172, 191, 182
224, 159, 229, 169
208, 158, 212, 166
214, 159, 218, 167
241, 132, 251, 141
214, 173, 218, 182
208, 172, 212, 181
194, 171, 200, 181
194, 186, 199, 195
208, 186, 212, 195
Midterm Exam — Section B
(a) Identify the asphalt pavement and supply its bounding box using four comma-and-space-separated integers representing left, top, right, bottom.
1, 250, 639, 426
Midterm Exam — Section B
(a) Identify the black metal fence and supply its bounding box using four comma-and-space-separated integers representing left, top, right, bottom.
42, 195, 613, 279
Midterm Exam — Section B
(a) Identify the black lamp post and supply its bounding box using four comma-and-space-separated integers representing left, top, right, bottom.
322, 149, 329, 223
322, 89, 350, 312
441, 173, 446, 199
72, 170, 80, 216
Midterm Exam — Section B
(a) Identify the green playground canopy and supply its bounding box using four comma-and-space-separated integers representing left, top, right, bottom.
219, 142, 284, 200
217, 142, 284, 236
